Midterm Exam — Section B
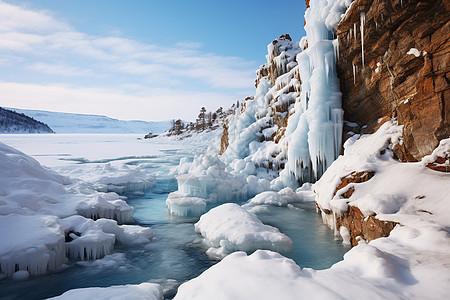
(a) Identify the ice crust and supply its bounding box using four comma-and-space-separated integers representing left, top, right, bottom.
60, 163, 156, 194
195, 203, 292, 260
48, 282, 163, 300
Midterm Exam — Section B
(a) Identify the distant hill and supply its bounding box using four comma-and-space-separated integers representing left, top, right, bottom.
0, 107, 54, 133
6, 108, 172, 134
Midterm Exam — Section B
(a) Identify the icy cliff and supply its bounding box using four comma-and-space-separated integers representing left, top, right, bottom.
169, 0, 354, 217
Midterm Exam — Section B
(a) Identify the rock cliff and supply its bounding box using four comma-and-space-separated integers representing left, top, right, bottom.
218, 0, 449, 246
336, 0, 450, 161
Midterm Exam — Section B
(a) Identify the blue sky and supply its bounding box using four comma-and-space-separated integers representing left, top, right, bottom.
0, 0, 306, 121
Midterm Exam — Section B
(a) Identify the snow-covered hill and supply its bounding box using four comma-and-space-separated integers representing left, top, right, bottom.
0, 107, 54, 133
6, 108, 171, 134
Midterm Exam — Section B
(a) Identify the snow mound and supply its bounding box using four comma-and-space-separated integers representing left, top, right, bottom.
0, 142, 76, 217
166, 192, 206, 217
174, 250, 306, 300
0, 214, 65, 277
0, 141, 134, 223
314, 120, 450, 229
314, 121, 403, 213
175, 239, 450, 300
48, 282, 163, 300
195, 203, 292, 259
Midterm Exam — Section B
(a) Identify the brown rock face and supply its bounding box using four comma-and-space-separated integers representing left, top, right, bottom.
266, 34, 293, 86
334, 171, 375, 198
426, 156, 450, 172
220, 124, 229, 155
337, 0, 450, 161
318, 169, 397, 246
336, 206, 398, 246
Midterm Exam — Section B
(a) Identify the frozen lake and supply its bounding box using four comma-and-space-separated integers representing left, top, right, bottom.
0, 134, 348, 299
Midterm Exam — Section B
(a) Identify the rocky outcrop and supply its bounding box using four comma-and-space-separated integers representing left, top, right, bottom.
220, 124, 229, 155
336, 0, 450, 161
316, 169, 397, 246
335, 206, 398, 246
334, 170, 396, 246
426, 156, 450, 172
334, 171, 375, 198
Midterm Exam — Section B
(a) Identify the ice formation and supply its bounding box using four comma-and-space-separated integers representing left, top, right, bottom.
48, 282, 163, 300
167, 1, 354, 221
169, 152, 249, 216
0, 215, 65, 277
75, 193, 133, 224
284, 0, 348, 184
195, 203, 292, 260
166, 192, 207, 217
0, 141, 154, 278
62, 216, 115, 261
61, 216, 154, 260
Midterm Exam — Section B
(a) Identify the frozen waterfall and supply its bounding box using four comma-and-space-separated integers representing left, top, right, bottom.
285, 0, 345, 183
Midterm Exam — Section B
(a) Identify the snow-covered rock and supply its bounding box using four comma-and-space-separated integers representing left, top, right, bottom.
194, 203, 292, 259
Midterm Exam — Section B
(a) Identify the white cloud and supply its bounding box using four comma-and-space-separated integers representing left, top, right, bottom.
0, 1, 70, 33
0, 1, 258, 120
27, 62, 92, 76
0, 81, 245, 121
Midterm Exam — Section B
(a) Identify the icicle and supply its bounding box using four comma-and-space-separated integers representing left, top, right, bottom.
332, 39, 339, 62
353, 23, 357, 40
360, 12, 365, 68
353, 63, 356, 84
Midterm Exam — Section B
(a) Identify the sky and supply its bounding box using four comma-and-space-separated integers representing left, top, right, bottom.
0, 0, 306, 121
